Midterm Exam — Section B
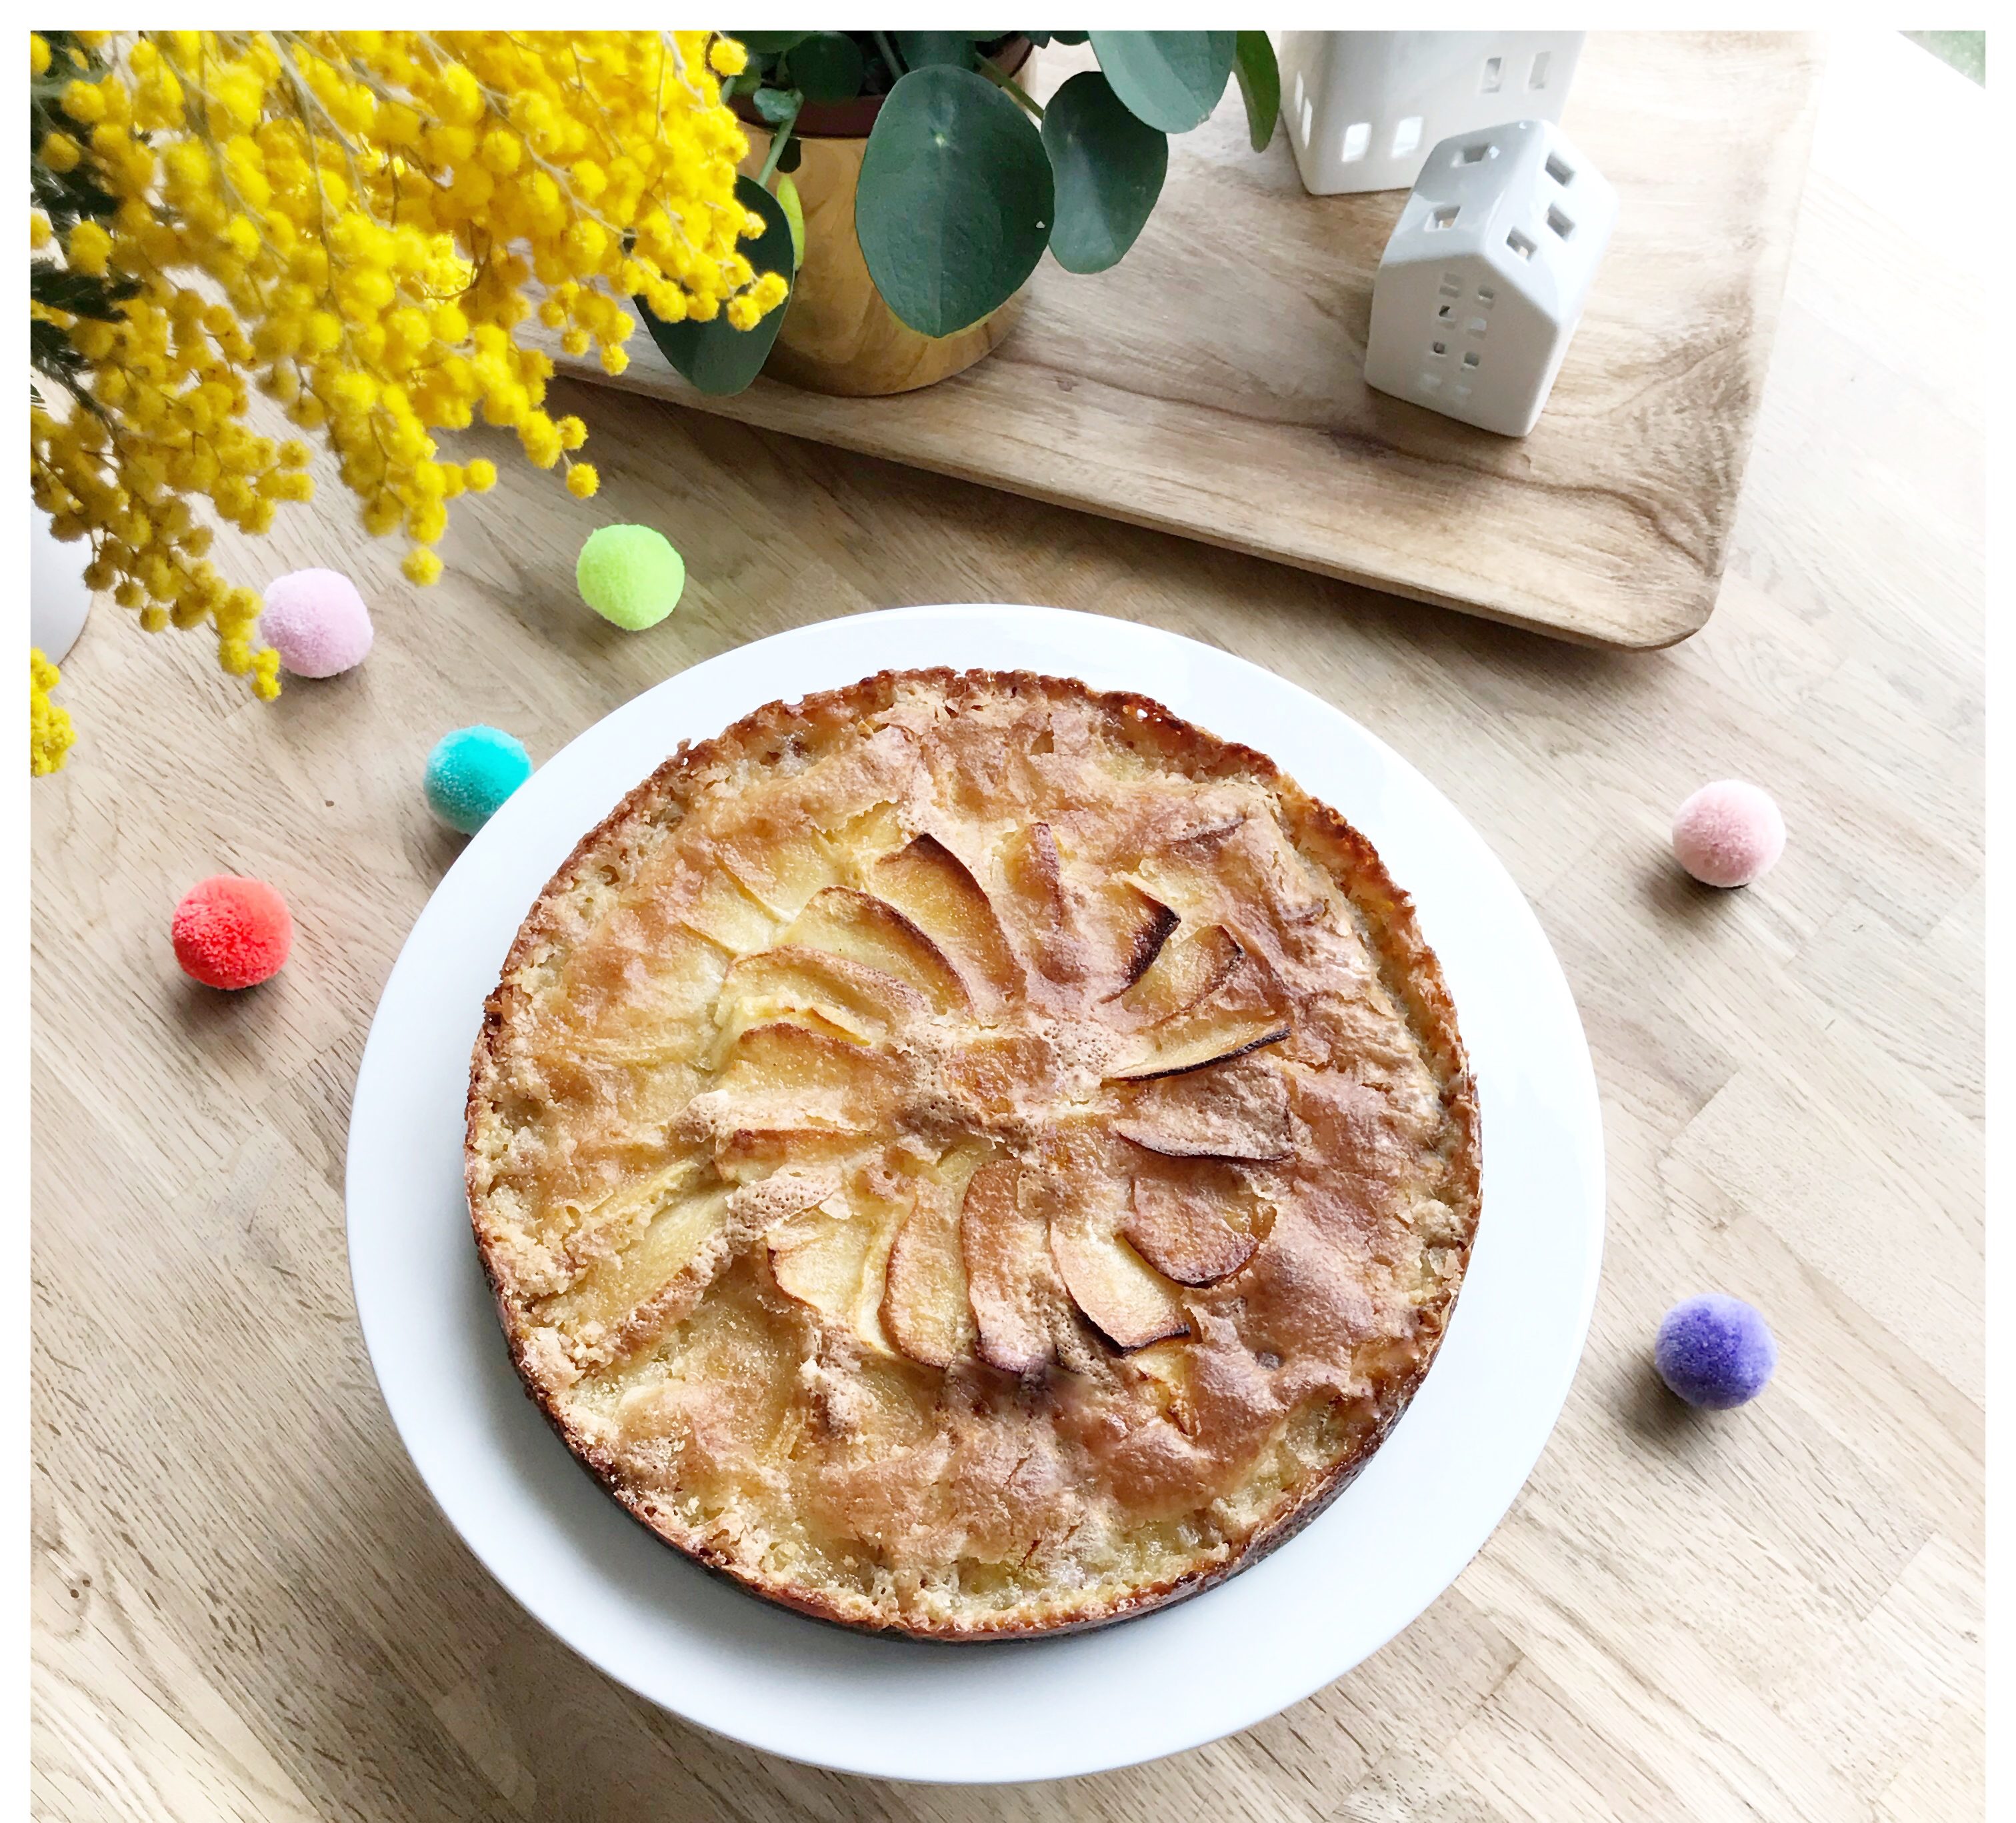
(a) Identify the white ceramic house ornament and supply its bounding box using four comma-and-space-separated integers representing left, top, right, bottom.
1278, 31, 1585, 196
1363, 119, 1618, 437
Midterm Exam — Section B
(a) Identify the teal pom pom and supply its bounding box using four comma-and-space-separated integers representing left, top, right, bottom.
425, 725, 531, 834
577, 523, 685, 630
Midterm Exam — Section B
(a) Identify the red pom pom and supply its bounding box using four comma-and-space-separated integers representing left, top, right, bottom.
173, 875, 293, 990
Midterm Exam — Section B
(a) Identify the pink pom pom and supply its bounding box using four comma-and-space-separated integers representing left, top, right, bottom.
257, 568, 374, 678
173, 876, 293, 990
1672, 779, 1785, 888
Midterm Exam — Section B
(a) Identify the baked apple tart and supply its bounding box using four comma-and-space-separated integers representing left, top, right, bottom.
466, 668, 1478, 1637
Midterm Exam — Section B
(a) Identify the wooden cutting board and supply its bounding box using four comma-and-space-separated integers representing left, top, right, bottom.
531, 33, 1821, 649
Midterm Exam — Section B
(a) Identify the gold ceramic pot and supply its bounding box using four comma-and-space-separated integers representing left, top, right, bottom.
735, 41, 1033, 397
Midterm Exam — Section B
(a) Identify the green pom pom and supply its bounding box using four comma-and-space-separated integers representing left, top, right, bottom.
576, 523, 685, 631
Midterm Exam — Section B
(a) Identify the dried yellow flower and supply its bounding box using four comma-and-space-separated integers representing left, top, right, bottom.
29, 29, 771, 722
30, 650, 76, 775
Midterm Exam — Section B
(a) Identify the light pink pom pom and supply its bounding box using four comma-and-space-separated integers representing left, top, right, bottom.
1671, 779, 1785, 888
258, 568, 374, 678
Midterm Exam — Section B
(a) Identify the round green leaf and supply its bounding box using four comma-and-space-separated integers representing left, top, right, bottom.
783, 32, 864, 104
730, 31, 811, 55
751, 85, 801, 127
891, 31, 977, 71
1089, 31, 1235, 133
637, 175, 793, 397
1233, 31, 1281, 153
1041, 71, 1167, 275
857, 66, 1053, 337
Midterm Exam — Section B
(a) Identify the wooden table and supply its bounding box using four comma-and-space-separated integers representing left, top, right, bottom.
32, 34, 1983, 1821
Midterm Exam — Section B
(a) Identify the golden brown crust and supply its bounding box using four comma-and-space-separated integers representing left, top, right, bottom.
466, 668, 1480, 1639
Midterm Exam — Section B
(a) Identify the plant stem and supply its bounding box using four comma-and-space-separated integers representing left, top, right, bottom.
873, 31, 905, 80
756, 97, 801, 187
979, 55, 1043, 120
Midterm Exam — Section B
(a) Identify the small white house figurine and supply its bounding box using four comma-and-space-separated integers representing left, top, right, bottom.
1363, 119, 1618, 437
1278, 32, 1585, 196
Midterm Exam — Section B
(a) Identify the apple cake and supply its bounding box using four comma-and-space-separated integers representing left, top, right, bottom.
466, 667, 1479, 1637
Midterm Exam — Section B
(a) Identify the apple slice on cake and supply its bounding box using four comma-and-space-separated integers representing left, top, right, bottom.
959, 1161, 1071, 1374
871, 834, 1025, 1016
881, 1170, 979, 1368
779, 886, 973, 1014
1123, 1168, 1263, 1286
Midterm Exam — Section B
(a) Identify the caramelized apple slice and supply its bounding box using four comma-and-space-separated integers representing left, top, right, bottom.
551, 1159, 703, 1270
881, 1176, 977, 1368
1123, 1337, 1197, 1432
551, 924, 729, 1065
872, 835, 1024, 1014
1123, 1174, 1260, 1285
1117, 923, 1242, 1026
665, 859, 780, 955
714, 1126, 877, 1186
959, 1162, 1063, 1374
779, 887, 971, 1014
1114, 1056, 1293, 1161
707, 1000, 862, 1068
1107, 1013, 1290, 1082
535, 1178, 733, 1344
995, 823, 1085, 986
713, 1020, 907, 1128
701, 792, 842, 920
1136, 811, 1331, 931
717, 947, 930, 1047
1115, 892, 1179, 988
1048, 1219, 1191, 1351
768, 1192, 903, 1356
1076, 881, 1179, 998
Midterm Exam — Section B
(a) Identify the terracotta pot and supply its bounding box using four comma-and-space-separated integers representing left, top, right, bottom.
734, 41, 1035, 397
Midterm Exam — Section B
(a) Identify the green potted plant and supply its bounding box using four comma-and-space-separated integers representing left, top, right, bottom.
646, 30, 1281, 397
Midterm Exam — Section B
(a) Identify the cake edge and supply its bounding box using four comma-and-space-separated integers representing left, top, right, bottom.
463, 665, 1482, 1641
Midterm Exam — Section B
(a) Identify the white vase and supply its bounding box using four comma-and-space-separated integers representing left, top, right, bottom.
31, 504, 93, 662
1277, 31, 1586, 196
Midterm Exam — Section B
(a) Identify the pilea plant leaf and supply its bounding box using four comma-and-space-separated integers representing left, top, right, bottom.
891, 32, 978, 71
730, 31, 813, 55
1089, 31, 1235, 133
858, 65, 1053, 337
638, 175, 794, 397
784, 32, 864, 104
751, 85, 801, 127
1041, 71, 1167, 275
1233, 31, 1281, 153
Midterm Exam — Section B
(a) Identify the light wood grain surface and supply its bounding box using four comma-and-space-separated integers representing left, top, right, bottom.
31, 33, 1983, 1823
530, 33, 1821, 651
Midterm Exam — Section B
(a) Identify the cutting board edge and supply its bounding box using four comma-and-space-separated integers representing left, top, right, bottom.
543, 357, 1722, 652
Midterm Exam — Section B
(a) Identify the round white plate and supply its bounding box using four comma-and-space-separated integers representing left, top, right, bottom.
347, 605, 1604, 1784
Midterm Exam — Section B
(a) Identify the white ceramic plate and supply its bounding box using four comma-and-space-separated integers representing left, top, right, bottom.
347, 605, 1604, 1784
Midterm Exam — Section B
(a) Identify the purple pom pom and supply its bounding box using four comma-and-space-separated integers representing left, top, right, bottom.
1655, 1294, 1778, 1409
